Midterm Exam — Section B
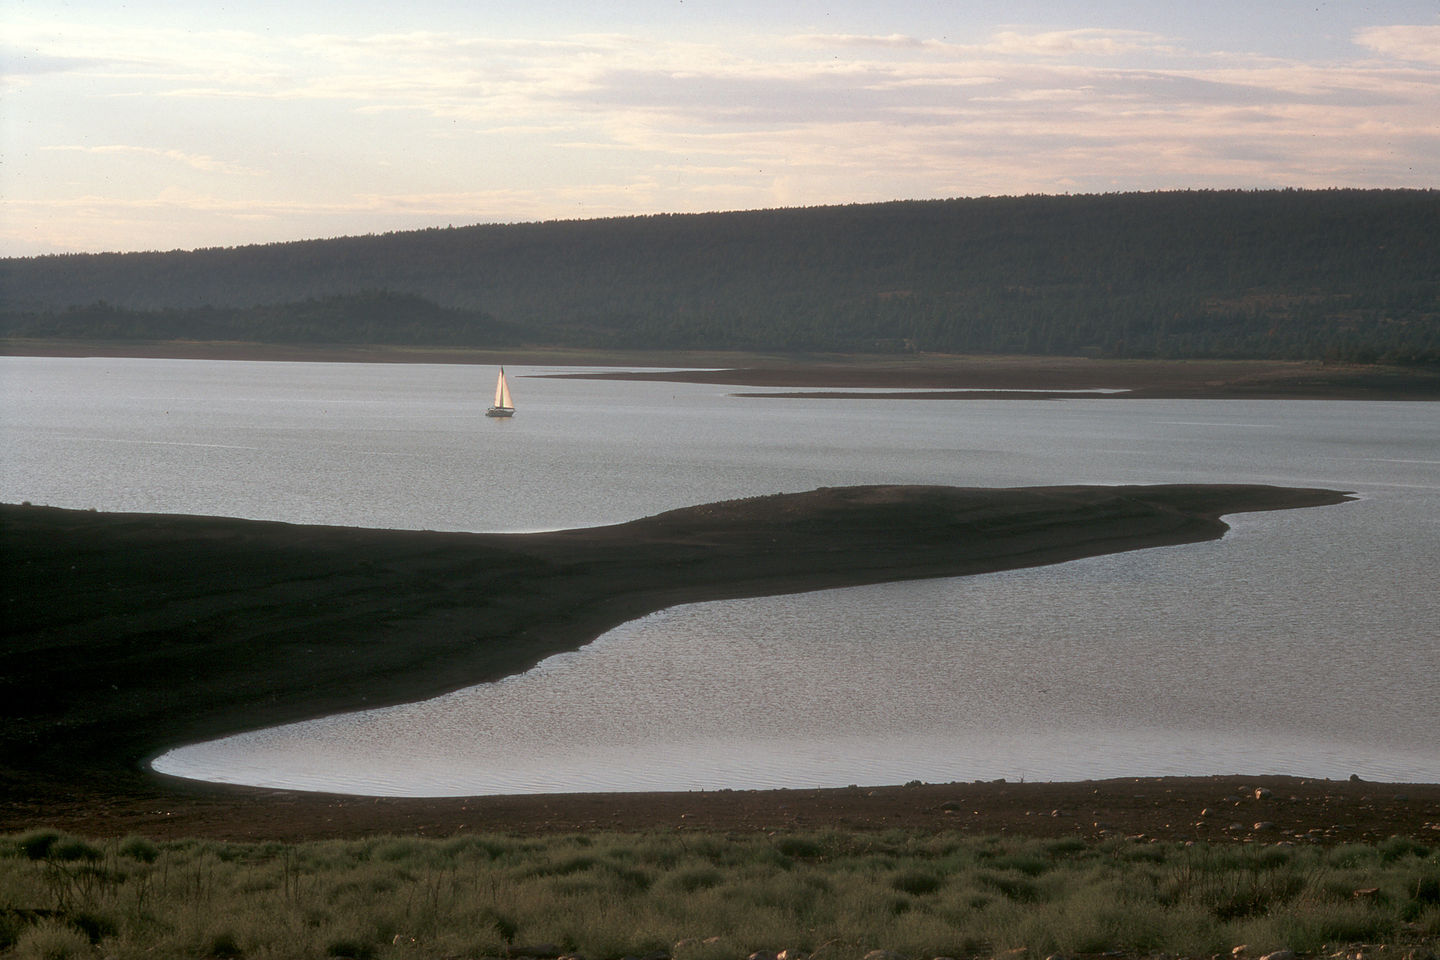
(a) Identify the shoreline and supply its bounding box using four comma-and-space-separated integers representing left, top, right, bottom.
9, 773, 1440, 844
5, 338, 1439, 399
7, 483, 1426, 843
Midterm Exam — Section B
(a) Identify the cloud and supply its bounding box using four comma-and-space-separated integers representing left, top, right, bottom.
790, 28, 1180, 59
984, 29, 1179, 58
1354, 25, 1440, 65
45, 144, 263, 176
791, 33, 931, 50
6, 15, 1439, 255
0, 46, 109, 75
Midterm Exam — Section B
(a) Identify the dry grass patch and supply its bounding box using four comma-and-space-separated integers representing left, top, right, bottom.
1, 830, 1436, 960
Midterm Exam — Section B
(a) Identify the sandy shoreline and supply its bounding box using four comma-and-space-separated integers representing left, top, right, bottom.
5, 339, 1439, 399
542, 356, 1440, 400
11, 483, 1433, 843
9, 773, 1440, 845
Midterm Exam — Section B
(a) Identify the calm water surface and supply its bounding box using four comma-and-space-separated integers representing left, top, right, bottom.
3, 357, 1436, 792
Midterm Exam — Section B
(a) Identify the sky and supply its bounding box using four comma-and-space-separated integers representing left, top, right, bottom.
2, 1, 1438, 256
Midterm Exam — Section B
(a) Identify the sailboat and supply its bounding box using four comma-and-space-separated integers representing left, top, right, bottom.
485, 366, 515, 418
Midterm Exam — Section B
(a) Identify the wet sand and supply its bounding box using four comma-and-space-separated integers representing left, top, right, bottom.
547, 355, 1440, 400
12, 483, 1432, 843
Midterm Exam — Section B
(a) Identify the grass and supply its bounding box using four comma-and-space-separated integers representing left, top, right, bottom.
1, 829, 1436, 960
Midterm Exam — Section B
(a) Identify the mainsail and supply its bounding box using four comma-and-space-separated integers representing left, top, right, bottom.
487, 366, 515, 417
494, 368, 512, 409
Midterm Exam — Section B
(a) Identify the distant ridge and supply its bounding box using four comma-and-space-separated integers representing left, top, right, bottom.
3, 190, 1437, 361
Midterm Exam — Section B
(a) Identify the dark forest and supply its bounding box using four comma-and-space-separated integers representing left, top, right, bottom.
3, 189, 1437, 362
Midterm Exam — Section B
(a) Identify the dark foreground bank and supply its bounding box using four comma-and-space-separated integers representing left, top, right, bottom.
7, 483, 1406, 840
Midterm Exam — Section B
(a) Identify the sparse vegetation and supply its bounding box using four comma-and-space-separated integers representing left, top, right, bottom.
2, 829, 1435, 960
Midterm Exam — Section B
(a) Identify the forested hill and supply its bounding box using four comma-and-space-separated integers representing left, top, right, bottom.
3, 189, 1438, 361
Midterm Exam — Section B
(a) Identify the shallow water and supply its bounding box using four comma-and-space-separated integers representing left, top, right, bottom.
151, 501, 1440, 794
3, 357, 1436, 792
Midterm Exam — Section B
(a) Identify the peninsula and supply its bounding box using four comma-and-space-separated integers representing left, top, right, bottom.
1, 483, 1378, 840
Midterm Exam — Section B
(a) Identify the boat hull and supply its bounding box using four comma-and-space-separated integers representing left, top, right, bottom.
486, 407, 515, 418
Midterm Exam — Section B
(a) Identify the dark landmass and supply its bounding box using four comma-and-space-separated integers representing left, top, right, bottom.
5, 341, 1438, 400
4, 190, 1438, 362
6, 483, 1421, 845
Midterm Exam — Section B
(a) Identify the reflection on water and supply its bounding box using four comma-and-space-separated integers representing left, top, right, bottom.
4, 358, 1437, 793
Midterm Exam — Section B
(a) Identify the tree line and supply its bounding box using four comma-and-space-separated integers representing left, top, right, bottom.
3, 189, 1437, 362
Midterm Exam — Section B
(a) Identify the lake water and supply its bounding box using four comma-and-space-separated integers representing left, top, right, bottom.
3, 356, 1437, 792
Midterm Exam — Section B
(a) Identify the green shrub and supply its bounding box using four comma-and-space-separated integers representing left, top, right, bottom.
1044, 837, 1089, 856
775, 837, 823, 859
891, 869, 943, 896
325, 936, 377, 959
482, 908, 519, 944
666, 867, 723, 893
1210, 871, 1309, 920
204, 929, 243, 959
1378, 836, 1429, 862
885, 893, 912, 915
68, 910, 116, 945
1274, 903, 1396, 952
0, 912, 22, 952
10, 918, 93, 960
976, 870, 1041, 903
117, 835, 159, 863
15, 829, 63, 861
48, 837, 101, 863
1008, 854, 1053, 875
537, 854, 596, 876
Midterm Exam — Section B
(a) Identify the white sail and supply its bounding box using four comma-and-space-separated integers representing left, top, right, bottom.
487, 366, 515, 416
494, 368, 512, 408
